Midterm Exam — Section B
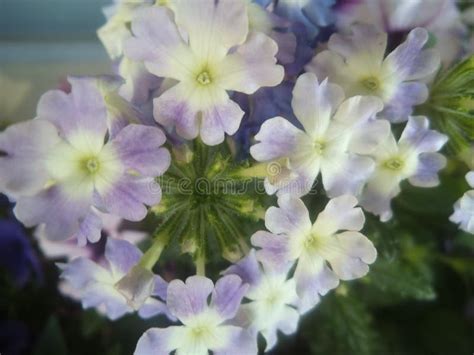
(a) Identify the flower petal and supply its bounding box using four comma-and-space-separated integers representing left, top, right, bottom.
211, 274, 248, 320
217, 32, 283, 94
0, 120, 60, 198
167, 276, 214, 322
265, 194, 312, 235
135, 327, 182, 355
399, 116, 448, 153
292, 73, 345, 137
110, 124, 170, 176
105, 238, 142, 276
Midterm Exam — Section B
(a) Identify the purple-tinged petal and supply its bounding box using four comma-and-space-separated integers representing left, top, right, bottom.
0, 120, 60, 198
265, 194, 312, 235
381, 82, 428, 123
251, 231, 291, 269
200, 98, 244, 146
153, 84, 200, 140
152, 275, 169, 300
250, 117, 306, 161
59, 258, 109, 289
399, 116, 448, 153
223, 249, 262, 287
118, 59, 162, 106
110, 124, 170, 176
313, 195, 365, 236
211, 275, 248, 321
167, 276, 214, 322
14, 185, 92, 241
97, 175, 161, 222
325, 231, 377, 280
135, 327, 181, 355
74, 211, 103, 247
348, 118, 391, 155
213, 326, 258, 355
383, 28, 440, 81
409, 152, 447, 187
81, 283, 130, 320
37, 77, 108, 141
105, 238, 142, 276
138, 298, 170, 319
217, 32, 284, 94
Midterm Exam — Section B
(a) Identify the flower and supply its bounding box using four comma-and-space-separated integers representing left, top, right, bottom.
360, 116, 448, 221
306, 25, 440, 122
449, 171, 474, 234
250, 72, 388, 197
274, 0, 336, 42
135, 275, 257, 355
0, 219, 42, 287
224, 250, 299, 351
335, 0, 466, 66
124, 0, 284, 145
246, 1, 297, 64
60, 238, 170, 320
252, 194, 376, 313
0, 76, 170, 242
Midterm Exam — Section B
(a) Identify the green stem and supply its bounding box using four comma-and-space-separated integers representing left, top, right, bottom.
195, 254, 206, 276
139, 230, 170, 270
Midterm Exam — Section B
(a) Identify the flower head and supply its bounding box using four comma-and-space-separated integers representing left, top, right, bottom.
125, 0, 284, 145
224, 250, 299, 351
252, 194, 376, 313
135, 275, 256, 355
0, 77, 170, 242
360, 116, 448, 221
307, 25, 440, 122
250, 72, 388, 197
60, 238, 170, 320
449, 171, 474, 234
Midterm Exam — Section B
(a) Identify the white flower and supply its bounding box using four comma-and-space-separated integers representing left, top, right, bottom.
360, 116, 448, 221
252, 194, 377, 313
450, 171, 474, 234
250, 72, 388, 197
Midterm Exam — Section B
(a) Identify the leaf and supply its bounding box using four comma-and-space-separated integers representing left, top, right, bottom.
32, 316, 68, 355
303, 292, 383, 355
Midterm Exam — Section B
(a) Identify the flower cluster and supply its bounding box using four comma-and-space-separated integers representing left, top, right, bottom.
1, 0, 472, 354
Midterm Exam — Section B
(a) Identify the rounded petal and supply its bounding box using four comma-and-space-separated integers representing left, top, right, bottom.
409, 152, 447, 187
0, 120, 60, 197
110, 124, 171, 176
292, 73, 345, 137
383, 28, 440, 81
251, 231, 291, 269
217, 32, 284, 94
223, 249, 262, 287
211, 275, 248, 320
265, 194, 312, 235
167, 276, 214, 322
399, 116, 448, 153
105, 238, 142, 276
313, 195, 365, 236
381, 82, 428, 123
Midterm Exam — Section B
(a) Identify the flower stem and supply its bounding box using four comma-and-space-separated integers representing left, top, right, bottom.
139, 230, 170, 270
195, 254, 206, 276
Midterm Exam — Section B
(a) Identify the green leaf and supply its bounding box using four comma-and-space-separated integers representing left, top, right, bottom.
33, 316, 68, 355
304, 292, 382, 355
365, 257, 436, 302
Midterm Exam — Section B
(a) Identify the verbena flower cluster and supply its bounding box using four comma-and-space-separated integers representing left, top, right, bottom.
1, 0, 472, 354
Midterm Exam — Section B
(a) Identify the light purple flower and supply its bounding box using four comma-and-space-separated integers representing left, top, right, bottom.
250, 72, 389, 197
449, 171, 474, 234
0, 76, 170, 242
360, 116, 448, 221
124, 0, 284, 145
252, 194, 376, 313
224, 250, 299, 351
135, 275, 257, 355
60, 238, 170, 320
335, 0, 466, 66
306, 25, 440, 122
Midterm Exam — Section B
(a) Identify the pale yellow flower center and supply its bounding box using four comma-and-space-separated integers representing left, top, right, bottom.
384, 157, 404, 171
360, 76, 380, 93
196, 71, 212, 86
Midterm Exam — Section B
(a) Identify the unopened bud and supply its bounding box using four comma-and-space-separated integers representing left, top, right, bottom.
114, 265, 155, 310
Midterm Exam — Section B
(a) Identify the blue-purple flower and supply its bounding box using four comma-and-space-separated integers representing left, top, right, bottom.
252, 194, 376, 313
135, 275, 257, 355
0, 76, 170, 242
359, 116, 448, 221
124, 0, 284, 145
